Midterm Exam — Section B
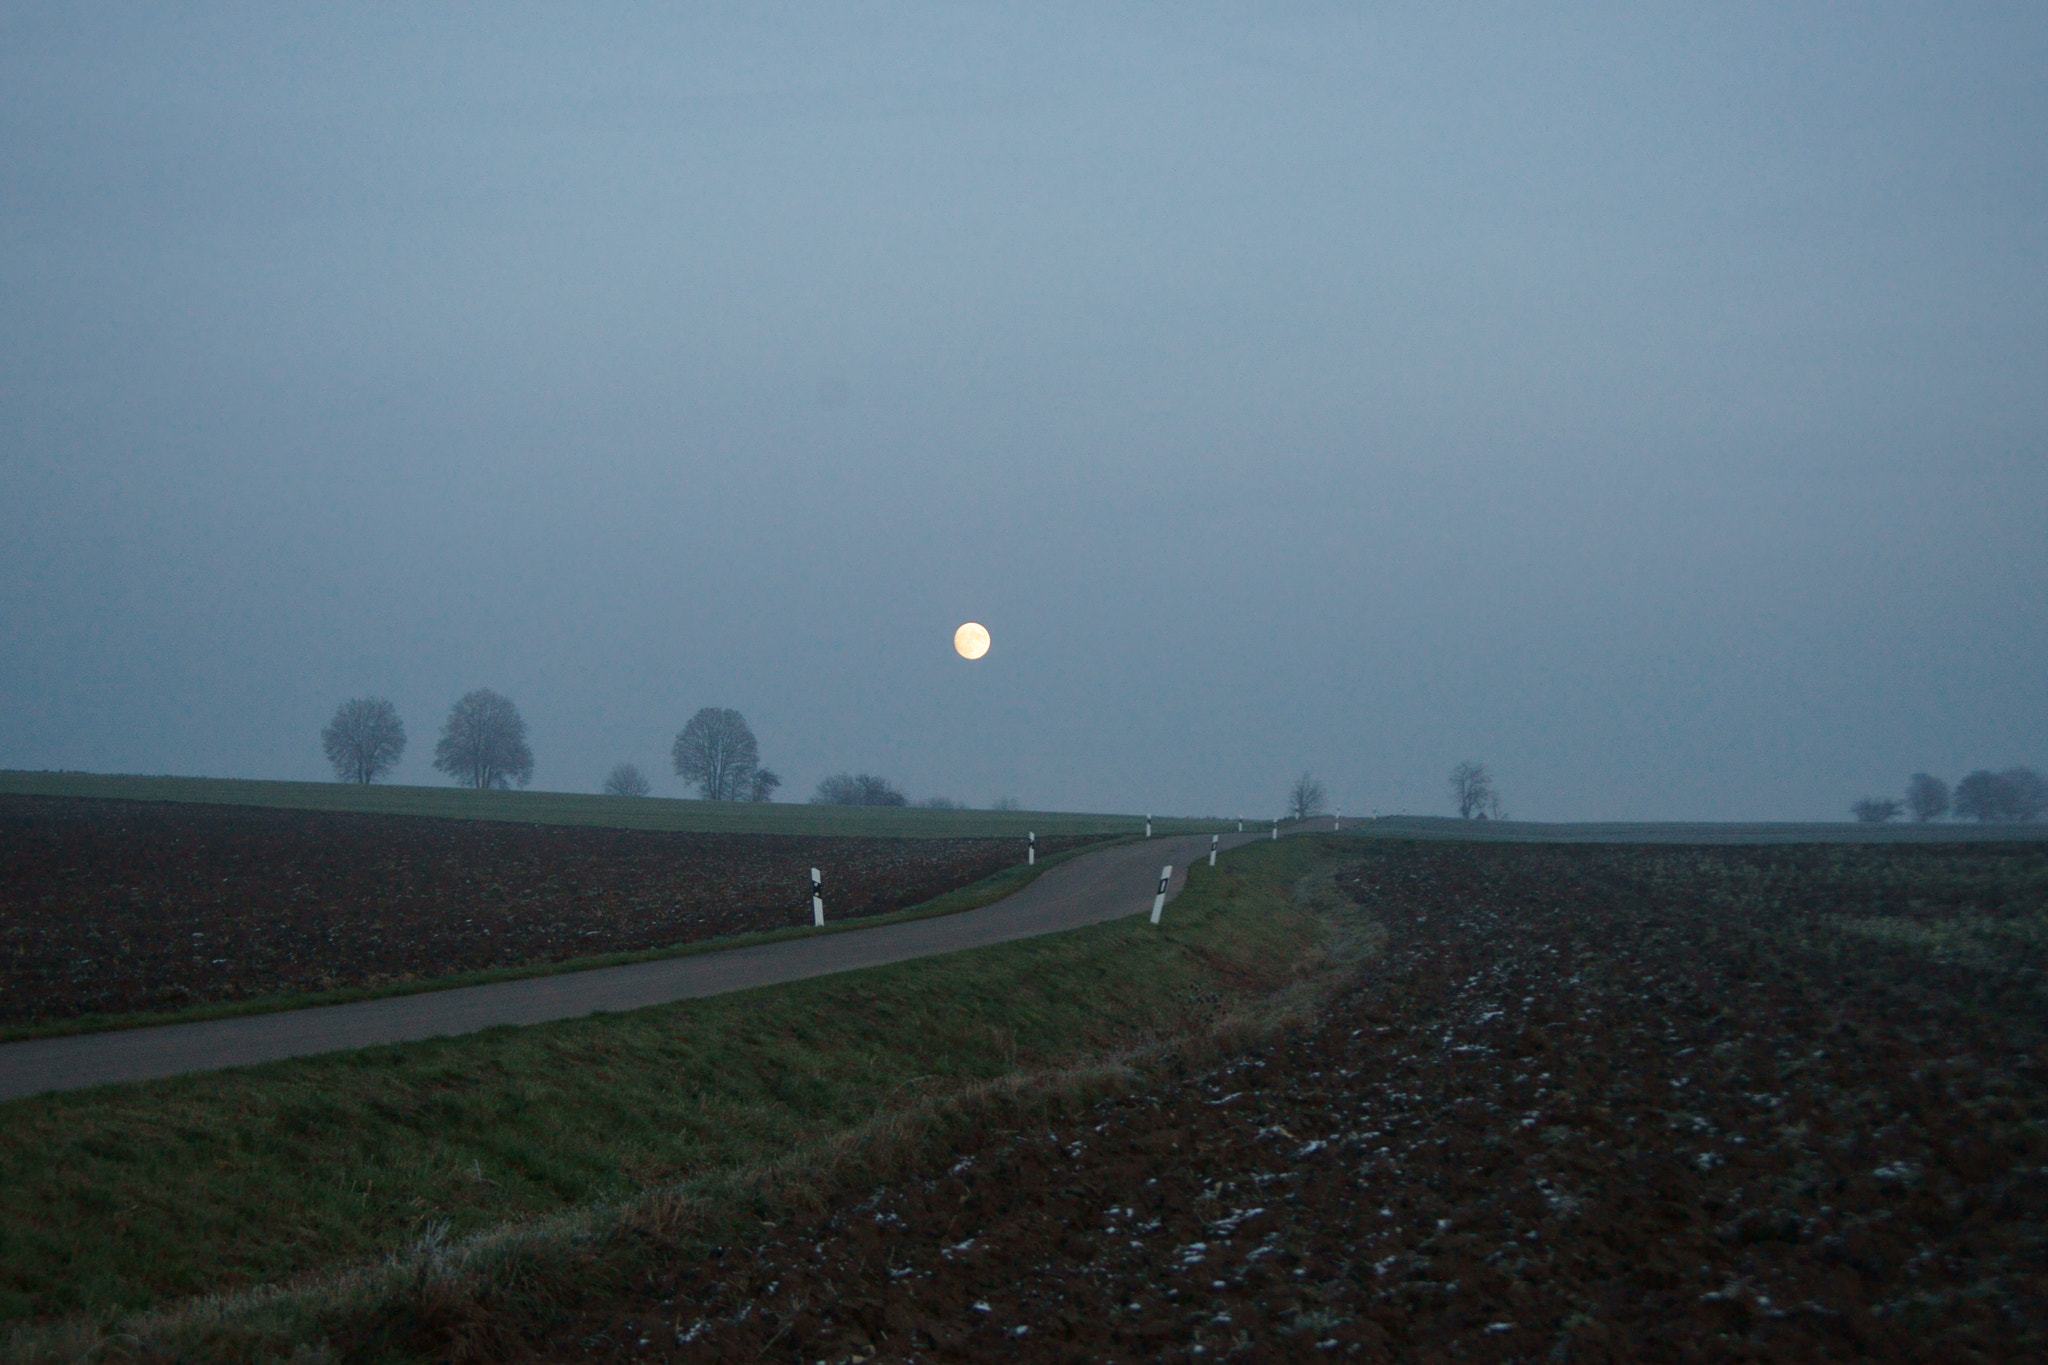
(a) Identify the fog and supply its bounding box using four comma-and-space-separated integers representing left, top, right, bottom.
4, 3, 2043, 820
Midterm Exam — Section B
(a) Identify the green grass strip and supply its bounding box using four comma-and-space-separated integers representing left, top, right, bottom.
0, 839, 1131, 1044
0, 838, 1344, 1345
0, 771, 1245, 838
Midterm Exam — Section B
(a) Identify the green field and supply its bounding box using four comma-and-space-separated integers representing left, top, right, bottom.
1304, 813, 2048, 844
0, 837, 1346, 1363
0, 771, 1240, 837
16, 771, 2028, 843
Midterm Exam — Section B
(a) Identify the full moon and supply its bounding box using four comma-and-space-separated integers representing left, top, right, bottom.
953, 622, 990, 660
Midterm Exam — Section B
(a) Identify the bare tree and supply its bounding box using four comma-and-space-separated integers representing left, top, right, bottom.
1287, 772, 1327, 821
1905, 772, 1949, 823
321, 697, 406, 784
1852, 797, 1902, 824
1954, 770, 2006, 822
602, 762, 651, 797
671, 707, 760, 800
747, 768, 782, 802
1449, 761, 1495, 820
432, 689, 534, 790
810, 772, 908, 806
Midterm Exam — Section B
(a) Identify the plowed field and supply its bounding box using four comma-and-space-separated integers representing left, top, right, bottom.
531, 841, 2048, 1364
0, 796, 1095, 1026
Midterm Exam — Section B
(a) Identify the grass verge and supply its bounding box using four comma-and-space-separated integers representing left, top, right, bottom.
0, 839, 1129, 1044
0, 837, 1364, 1362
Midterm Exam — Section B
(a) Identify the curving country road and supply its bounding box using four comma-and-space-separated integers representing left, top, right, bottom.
0, 830, 1279, 1103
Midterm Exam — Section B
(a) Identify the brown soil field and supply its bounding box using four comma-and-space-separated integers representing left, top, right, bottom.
525, 841, 2048, 1364
0, 795, 1096, 1026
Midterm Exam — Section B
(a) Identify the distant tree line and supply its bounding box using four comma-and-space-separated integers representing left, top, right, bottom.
602, 763, 651, 798
322, 695, 999, 807
1855, 768, 2045, 823
810, 772, 908, 806
1271, 762, 1509, 826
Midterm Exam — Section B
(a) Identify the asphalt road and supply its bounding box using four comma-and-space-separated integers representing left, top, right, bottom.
0, 829, 1273, 1103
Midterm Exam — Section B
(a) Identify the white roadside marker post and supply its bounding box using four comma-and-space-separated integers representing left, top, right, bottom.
810, 867, 824, 926
1271, 819, 1278, 841
1150, 865, 1174, 924
1027, 830, 1036, 866
1145, 813, 1152, 839
1334, 810, 1341, 831
1236, 817, 1243, 832
1209, 833, 1219, 867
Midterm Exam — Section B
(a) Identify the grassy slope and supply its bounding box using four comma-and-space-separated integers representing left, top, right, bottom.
0, 772, 1239, 838
0, 839, 1126, 1044
0, 838, 1340, 1344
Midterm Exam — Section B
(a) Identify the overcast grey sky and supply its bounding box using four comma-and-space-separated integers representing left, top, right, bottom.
3, 3, 2043, 820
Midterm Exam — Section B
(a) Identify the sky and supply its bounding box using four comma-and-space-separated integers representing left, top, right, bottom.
3, 2, 2044, 821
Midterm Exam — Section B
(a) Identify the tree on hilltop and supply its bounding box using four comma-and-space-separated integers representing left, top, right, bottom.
603, 762, 651, 797
1954, 771, 2003, 821
432, 689, 534, 790
1287, 772, 1328, 821
1852, 797, 1902, 823
1905, 773, 1949, 823
1450, 761, 1498, 820
672, 707, 761, 801
321, 697, 406, 784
